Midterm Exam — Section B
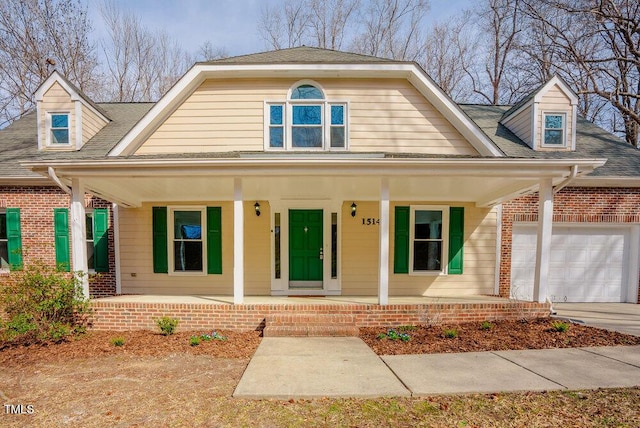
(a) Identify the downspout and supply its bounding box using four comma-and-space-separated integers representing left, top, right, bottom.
48, 167, 71, 194
553, 164, 578, 194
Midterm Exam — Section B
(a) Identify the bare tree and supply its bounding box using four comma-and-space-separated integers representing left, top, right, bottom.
258, 1, 309, 50
421, 13, 474, 101
99, 1, 191, 102
0, 0, 99, 127
462, 0, 524, 105
195, 42, 229, 62
257, 0, 429, 61
307, 0, 360, 49
350, 0, 430, 61
522, 0, 640, 146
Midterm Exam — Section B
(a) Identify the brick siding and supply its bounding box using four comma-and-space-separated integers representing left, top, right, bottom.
501, 187, 640, 303
0, 186, 117, 298
90, 300, 550, 331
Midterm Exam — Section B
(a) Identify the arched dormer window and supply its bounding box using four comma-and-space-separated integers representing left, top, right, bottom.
266, 81, 347, 151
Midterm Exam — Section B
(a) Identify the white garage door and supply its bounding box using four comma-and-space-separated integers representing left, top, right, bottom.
511, 225, 629, 303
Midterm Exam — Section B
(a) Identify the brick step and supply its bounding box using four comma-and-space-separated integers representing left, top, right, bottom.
263, 313, 359, 337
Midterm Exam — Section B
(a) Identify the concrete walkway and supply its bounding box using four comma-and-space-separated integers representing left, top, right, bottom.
234, 338, 640, 399
233, 337, 410, 399
554, 303, 640, 337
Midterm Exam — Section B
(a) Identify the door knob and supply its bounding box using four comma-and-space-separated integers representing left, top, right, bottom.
319, 248, 324, 260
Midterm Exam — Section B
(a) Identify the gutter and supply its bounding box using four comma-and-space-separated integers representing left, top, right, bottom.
553, 164, 578, 194
47, 167, 71, 194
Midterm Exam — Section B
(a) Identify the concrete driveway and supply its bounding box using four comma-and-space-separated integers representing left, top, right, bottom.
553, 303, 640, 337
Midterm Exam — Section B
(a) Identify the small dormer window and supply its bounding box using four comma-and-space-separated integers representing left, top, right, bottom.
543, 113, 566, 147
50, 113, 70, 145
265, 81, 348, 151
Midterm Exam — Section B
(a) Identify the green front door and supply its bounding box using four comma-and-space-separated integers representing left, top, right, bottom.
289, 209, 323, 286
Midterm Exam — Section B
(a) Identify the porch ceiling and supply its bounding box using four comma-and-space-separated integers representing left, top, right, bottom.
29, 157, 606, 208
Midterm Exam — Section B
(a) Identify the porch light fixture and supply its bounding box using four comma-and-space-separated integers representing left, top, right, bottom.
254, 202, 261, 216
351, 202, 357, 217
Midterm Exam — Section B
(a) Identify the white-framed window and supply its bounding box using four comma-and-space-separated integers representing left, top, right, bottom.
409, 206, 449, 275
0, 210, 8, 271
265, 81, 348, 151
168, 207, 206, 274
48, 112, 70, 146
542, 112, 566, 147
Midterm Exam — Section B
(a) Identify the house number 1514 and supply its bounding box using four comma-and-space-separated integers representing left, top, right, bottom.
362, 218, 380, 225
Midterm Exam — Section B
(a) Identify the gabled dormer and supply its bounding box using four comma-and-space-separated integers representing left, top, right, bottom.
34, 71, 110, 151
501, 75, 578, 151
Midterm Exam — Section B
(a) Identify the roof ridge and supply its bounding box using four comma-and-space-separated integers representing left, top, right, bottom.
199, 45, 399, 65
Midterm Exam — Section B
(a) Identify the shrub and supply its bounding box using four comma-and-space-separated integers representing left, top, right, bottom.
189, 336, 201, 346
0, 262, 90, 344
377, 329, 411, 342
156, 316, 179, 336
110, 337, 125, 347
443, 328, 458, 339
480, 321, 493, 331
551, 320, 570, 332
200, 331, 226, 341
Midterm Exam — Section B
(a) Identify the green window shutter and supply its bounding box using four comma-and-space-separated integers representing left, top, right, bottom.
152, 207, 168, 273
6, 208, 22, 270
207, 207, 222, 274
93, 208, 109, 273
54, 208, 70, 272
394, 206, 410, 274
448, 207, 464, 275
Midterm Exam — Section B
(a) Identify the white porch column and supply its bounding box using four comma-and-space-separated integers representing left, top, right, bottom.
70, 178, 89, 298
233, 178, 244, 304
112, 203, 122, 295
533, 178, 553, 303
379, 177, 390, 305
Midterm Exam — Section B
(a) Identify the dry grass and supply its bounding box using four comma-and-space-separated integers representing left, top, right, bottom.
1, 322, 639, 427
1, 355, 638, 428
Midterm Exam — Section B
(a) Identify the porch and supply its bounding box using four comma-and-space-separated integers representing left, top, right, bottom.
89, 294, 550, 332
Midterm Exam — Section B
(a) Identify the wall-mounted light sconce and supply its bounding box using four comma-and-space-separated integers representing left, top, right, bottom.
351, 202, 357, 217
254, 202, 261, 217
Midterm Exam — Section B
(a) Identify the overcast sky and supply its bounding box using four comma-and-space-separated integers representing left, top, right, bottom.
86, 0, 472, 57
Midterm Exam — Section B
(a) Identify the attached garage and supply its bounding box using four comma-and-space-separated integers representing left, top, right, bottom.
511, 224, 639, 303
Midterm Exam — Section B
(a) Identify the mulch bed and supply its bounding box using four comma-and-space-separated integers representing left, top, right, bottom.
2, 318, 640, 367
360, 318, 640, 355
0, 329, 262, 367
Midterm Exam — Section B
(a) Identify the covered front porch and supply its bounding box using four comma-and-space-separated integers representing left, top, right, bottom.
90, 294, 550, 332
31, 155, 606, 306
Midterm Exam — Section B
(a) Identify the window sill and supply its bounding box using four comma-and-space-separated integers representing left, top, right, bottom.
43, 145, 74, 150
168, 271, 208, 277
409, 271, 447, 276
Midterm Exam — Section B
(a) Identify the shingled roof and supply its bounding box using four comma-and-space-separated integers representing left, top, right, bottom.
461, 104, 640, 177
0, 103, 152, 180
1, 46, 638, 181
201, 46, 398, 65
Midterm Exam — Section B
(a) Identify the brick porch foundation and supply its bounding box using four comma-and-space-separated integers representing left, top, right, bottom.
89, 300, 551, 332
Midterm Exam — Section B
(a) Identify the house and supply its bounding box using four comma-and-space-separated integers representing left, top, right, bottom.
1, 47, 638, 331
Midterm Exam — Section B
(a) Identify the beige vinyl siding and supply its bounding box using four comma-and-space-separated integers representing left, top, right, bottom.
503, 104, 532, 148
341, 201, 380, 295
39, 82, 75, 149
340, 201, 497, 296
334, 79, 476, 154
536, 84, 573, 150
119, 202, 234, 295
137, 78, 478, 156
81, 103, 108, 145
244, 200, 271, 295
